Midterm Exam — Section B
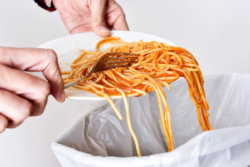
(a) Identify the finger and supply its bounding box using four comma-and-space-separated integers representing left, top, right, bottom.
0, 89, 32, 128
113, 13, 129, 31
110, 1, 128, 30
106, 1, 129, 31
93, 25, 111, 37
69, 25, 92, 34
90, 0, 111, 37
0, 47, 65, 102
0, 114, 8, 133
0, 64, 49, 116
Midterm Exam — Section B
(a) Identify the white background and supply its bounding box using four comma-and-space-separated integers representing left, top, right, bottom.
0, 0, 250, 167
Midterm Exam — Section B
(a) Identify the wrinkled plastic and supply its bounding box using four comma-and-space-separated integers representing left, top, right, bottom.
52, 74, 250, 167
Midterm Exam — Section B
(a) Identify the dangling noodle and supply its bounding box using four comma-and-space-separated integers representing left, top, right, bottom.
63, 37, 212, 156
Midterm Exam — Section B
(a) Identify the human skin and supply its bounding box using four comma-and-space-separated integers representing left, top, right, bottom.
0, 47, 65, 132
53, 0, 129, 36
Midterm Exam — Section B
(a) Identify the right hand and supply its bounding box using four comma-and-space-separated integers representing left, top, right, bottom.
0, 47, 65, 133
53, 0, 129, 36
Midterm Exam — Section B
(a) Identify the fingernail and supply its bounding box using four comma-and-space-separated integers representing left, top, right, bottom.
60, 91, 66, 102
98, 26, 111, 37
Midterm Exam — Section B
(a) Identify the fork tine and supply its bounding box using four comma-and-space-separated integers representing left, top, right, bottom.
104, 60, 133, 64
104, 61, 132, 66
105, 56, 138, 59
102, 52, 138, 69
103, 64, 130, 70
106, 53, 138, 58
105, 52, 138, 56
105, 57, 138, 61
105, 59, 138, 65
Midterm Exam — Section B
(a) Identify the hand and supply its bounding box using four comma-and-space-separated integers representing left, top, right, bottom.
53, 0, 129, 36
0, 47, 65, 133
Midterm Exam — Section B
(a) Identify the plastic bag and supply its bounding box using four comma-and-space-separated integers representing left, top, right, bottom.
52, 74, 250, 167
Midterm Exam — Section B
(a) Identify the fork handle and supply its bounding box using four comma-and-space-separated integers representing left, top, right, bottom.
64, 77, 87, 89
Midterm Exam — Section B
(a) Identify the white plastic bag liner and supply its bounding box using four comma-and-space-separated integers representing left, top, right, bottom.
52, 74, 250, 167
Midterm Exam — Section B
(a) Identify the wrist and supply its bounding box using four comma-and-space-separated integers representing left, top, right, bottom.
34, 0, 56, 12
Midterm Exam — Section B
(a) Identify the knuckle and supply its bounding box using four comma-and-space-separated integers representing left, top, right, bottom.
38, 80, 50, 99
0, 64, 8, 83
0, 117, 7, 133
32, 104, 46, 116
45, 49, 58, 63
33, 109, 45, 116
0, 125, 6, 133
0, 64, 6, 73
0, 88, 8, 97
42, 81, 50, 96
14, 101, 32, 124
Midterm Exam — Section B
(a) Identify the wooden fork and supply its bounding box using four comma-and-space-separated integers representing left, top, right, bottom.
64, 52, 139, 89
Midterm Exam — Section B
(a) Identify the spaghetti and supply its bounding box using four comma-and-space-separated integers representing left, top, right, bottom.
63, 37, 212, 156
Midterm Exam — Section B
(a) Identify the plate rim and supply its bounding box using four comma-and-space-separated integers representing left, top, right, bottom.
38, 30, 177, 48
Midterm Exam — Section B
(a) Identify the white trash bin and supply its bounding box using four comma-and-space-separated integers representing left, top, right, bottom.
52, 74, 250, 167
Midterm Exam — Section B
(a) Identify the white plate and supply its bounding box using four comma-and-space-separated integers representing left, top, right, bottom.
38, 31, 176, 100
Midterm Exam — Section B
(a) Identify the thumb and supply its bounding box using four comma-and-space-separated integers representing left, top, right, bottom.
90, 0, 111, 37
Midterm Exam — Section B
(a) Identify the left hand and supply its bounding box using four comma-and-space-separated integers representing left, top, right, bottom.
53, 0, 129, 37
